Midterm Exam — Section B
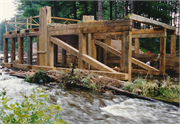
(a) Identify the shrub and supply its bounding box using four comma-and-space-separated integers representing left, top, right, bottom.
0, 88, 67, 124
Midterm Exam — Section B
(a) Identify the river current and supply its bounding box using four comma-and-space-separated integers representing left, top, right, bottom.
0, 69, 179, 124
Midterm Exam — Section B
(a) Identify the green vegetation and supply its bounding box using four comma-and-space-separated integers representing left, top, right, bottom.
0, 88, 67, 124
124, 75, 180, 102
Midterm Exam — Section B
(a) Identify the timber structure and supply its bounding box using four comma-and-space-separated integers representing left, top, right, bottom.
1, 6, 178, 82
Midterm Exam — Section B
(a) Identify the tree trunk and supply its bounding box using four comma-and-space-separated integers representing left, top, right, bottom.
73, 1, 77, 19
110, 1, 112, 20
98, 0, 102, 20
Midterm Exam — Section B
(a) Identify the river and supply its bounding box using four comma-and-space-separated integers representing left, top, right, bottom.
0, 69, 179, 124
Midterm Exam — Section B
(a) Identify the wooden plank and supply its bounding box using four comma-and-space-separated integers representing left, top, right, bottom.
128, 31, 132, 82
18, 37, 23, 64
11, 38, 16, 63
27, 36, 32, 65
160, 37, 166, 75
78, 34, 86, 69
127, 13, 176, 31
135, 38, 139, 54
50, 37, 117, 72
49, 42, 54, 67
32, 65, 55, 71
88, 33, 92, 69
132, 69, 160, 75
170, 34, 176, 58
132, 33, 165, 38
51, 17, 80, 22
3, 38, 8, 63
13, 64, 32, 70
36, 36, 39, 65
132, 28, 164, 34
1, 63, 12, 68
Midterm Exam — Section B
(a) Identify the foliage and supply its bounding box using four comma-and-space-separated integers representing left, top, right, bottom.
25, 69, 55, 84
0, 88, 67, 124
124, 75, 180, 102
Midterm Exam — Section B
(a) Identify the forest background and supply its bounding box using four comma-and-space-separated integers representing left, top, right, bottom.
0, 0, 179, 55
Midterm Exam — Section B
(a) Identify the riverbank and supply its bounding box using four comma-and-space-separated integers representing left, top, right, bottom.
1, 67, 179, 107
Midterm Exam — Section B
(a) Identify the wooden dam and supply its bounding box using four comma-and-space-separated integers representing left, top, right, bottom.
1, 6, 178, 82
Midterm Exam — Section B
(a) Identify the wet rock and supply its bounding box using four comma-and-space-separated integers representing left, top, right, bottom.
10, 71, 15, 74
39, 79, 43, 84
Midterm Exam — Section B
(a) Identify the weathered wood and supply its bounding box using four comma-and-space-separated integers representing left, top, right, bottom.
135, 38, 139, 54
18, 37, 23, 64
95, 40, 159, 72
132, 69, 160, 75
49, 42, 54, 67
36, 36, 39, 65
132, 28, 164, 34
62, 46, 67, 66
32, 65, 55, 71
160, 37, 166, 75
132, 33, 165, 38
54, 44, 58, 65
97, 45, 103, 62
127, 13, 176, 31
1, 63, 12, 68
128, 31, 132, 82
51, 17, 79, 22
3, 38, 8, 63
170, 34, 176, 58
37, 51, 46, 54
13, 64, 32, 70
27, 36, 32, 65
78, 34, 86, 69
88, 33, 92, 69
11, 38, 15, 63
50, 37, 117, 72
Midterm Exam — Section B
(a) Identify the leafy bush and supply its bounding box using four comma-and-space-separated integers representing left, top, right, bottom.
0, 88, 67, 124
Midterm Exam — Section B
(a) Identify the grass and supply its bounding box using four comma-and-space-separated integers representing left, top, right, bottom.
124, 75, 180, 102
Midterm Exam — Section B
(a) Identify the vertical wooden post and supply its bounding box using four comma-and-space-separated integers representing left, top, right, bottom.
50, 42, 54, 67
103, 39, 108, 65
135, 38, 139, 54
39, 6, 51, 66
122, 31, 132, 82
78, 33, 86, 69
30, 16, 32, 29
88, 33, 92, 69
3, 38, 8, 63
62, 41, 67, 66
54, 45, 58, 65
5, 19, 7, 32
27, 19, 29, 29
37, 36, 39, 65
18, 37, 24, 64
11, 38, 15, 63
27, 36, 32, 65
170, 34, 176, 58
14, 14, 17, 31
160, 37, 166, 75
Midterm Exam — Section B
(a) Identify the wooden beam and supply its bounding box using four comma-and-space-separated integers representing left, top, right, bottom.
127, 13, 176, 31
13, 64, 31, 70
11, 38, 16, 63
18, 37, 23, 64
1, 63, 12, 68
170, 34, 176, 58
132, 33, 165, 38
132, 28, 164, 34
27, 36, 32, 65
135, 38, 139, 54
95, 38, 159, 72
128, 31, 132, 82
49, 42, 54, 67
88, 33, 92, 69
160, 37, 166, 75
50, 37, 117, 72
78, 33, 86, 69
36, 36, 39, 65
3, 38, 8, 63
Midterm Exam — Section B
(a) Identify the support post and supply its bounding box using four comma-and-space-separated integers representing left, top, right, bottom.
11, 38, 15, 63
160, 37, 166, 75
88, 33, 92, 69
78, 33, 86, 69
39, 6, 51, 66
3, 38, 8, 63
49, 38, 54, 67
37, 36, 39, 65
14, 14, 17, 31
27, 19, 29, 29
5, 19, 7, 32
18, 37, 24, 64
170, 34, 176, 58
103, 39, 109, 65
30, 16, 32, 29
62, 41, 67, 66
27, 36, 32, 65
122, 31, 132, 82
135, 38, 139, 54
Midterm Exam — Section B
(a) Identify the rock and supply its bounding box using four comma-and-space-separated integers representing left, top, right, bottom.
104, 91, 113, 95
39, 79, 43, 84
10, 71, 15, 74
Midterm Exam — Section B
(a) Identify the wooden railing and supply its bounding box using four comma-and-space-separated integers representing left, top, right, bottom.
5, 14, 80, 32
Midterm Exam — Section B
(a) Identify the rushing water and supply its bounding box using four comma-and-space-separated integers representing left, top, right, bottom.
0, 69, 179, 124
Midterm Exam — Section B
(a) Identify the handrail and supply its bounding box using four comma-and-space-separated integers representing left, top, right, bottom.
51, 17, 79, 22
